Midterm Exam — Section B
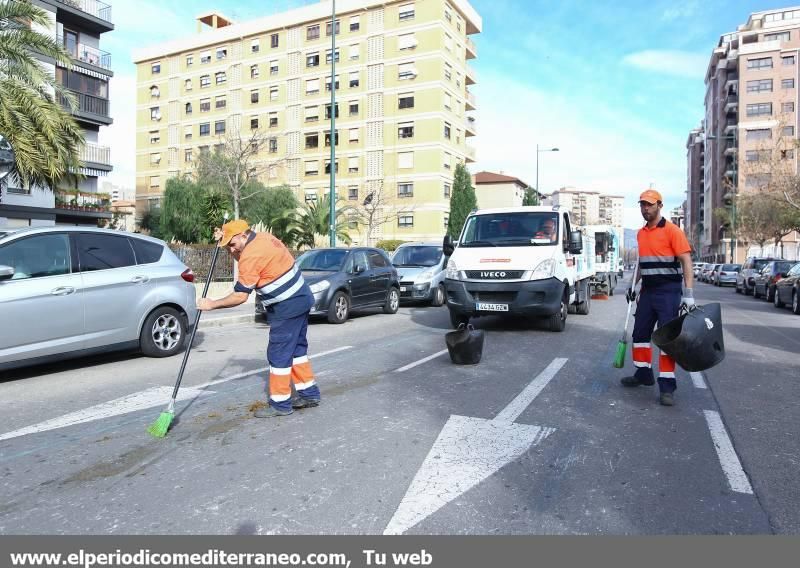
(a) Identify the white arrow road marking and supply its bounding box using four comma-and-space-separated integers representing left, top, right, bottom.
0, 346, 353, 442
703, 410, 753, 494
384, 357, 566, 535
0, 386, 213, 442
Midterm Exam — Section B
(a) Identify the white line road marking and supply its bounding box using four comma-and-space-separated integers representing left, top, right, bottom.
384, 358, 565, 535
394, 349, 449, 373
690, 372, 707, 389
703, 410, 754, 495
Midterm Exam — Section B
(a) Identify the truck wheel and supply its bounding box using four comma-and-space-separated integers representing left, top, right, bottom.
608, 277, 615, 296
577, 291, 591, 315
449, 310, 469, 329
547, 296, 567, 332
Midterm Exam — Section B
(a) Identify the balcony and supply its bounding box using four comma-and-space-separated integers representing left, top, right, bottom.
724, 122, 737, 134
465, 63, 477, 85
55, 0, 114, 32
57, 89, 112, 125
724, 96, 738, 113
724, 144, 737, 156
465, 116, 477, 136
54, 190, 112, 216
79, 142, 112, 171
465, 89, 476, 111
58, 35, 111, 71
465, 37, 477, 60
465, 144, 476, 163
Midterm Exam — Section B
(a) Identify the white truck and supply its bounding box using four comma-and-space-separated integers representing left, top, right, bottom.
584, 224, 620, 296
442, 206, 596, 332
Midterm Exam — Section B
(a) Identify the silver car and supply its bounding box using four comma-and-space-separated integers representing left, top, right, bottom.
391, 242, 447, 306
0, 227, 197, 371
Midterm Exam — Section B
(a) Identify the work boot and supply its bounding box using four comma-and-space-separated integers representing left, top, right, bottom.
659, 392, 675, 406
620, 375, 655, 387
253, 405, 293, 418
292, 397, 321, 409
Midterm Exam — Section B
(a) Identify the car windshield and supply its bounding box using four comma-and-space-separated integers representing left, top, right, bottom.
297, 249, 348, 271
721, 264, 739, 271
460, 212, 559, 247
392, 246, 443, 267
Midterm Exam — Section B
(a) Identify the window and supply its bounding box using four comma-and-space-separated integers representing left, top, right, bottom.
149, 175, 160, 189
399, 3, 415, 21
325, 75, 340, 91
349, 101, 359, 116
325, 103, 339, 119
784, 125, 795, 136
444, 63, 452, 81
200, 98, 211, 112
269, 112, 278, 127
398, 121, 414, 138
398, 93, 414, 109
305, 191, 318, 203
305, 160, 319, 176
305, 133, 319, 149
325, 130, 339, 146
398, 151, 414, 169
783, 55, 796, 65
443, 215, 449, 231
782, 149, 795, 159
76, 234, 135, 272
746, 79, 772, 92
184, 125, 192, 140
151, 62, 161, 74
200, 123, 210, 136
350, 15, 360, 31
324, 160, 338, 174
398, 214, 414, 228
444, 152, 452, 169
348, 156, 359, 173
270, 60, 278, 75
149, 130, 160, 144
349, 71, 360, 88
215, 96, 226, 109
249, 117, 258, 130
326, 20, 340, 36
184, 149, 192, 162
307, 25, 320, 40
215, 120, 225, 135
764, 31, 790, 42
398, 62, 416, 80
184, 78, 192, 90
150, 85, 160, 98
783, 102, 795, 112
200, 51, 211, 64
348, 186, 359, 200
349, 128, 359, 143
307, 52, 320, 67
349, 44, 359, 60
306, 78, 320, 94
443, 182, 451, 198
444, 122, 451, 139
150, 107, 161, 121
398, 33, 416, 50
305, 105, 319, 122
198, 145, 210, 155
325, 49, 340, 64
398, 182, 413, 197
150, 152, 161, 165
271, 33, 279, 48
746, 102, 772, 117
251, 65, 260, 79
269, 137, 278, 153
216, 48, 227, 60
783, 78, 795, 89
215, 71, 226, 85
444, 92, 452, 111
746, 128, 771, 141
270, 86, 279, 101
200, 75, 210, 88
251, 90, 259, 103
368, 251, 389, 268
186, 55, 193, 66
445, 7, 452, 22
185, 102, 192, 114
746, 150, 768, 161
747, 57, 773, 69
445, 34, 453, 52
251, 39, 260, 53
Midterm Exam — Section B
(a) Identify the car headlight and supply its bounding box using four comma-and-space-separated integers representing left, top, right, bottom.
309, 280, 330, 294
531, 259, 555, 279
445, 259, 460, 280
417, 267, 436, 281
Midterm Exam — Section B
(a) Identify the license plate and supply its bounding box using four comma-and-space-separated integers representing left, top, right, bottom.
476, 302, 509, 312
400, 286, 407, 292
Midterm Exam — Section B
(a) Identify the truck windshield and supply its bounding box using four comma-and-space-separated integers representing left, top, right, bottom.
460, 212, 559, 247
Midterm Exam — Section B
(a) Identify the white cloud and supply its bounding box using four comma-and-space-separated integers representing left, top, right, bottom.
622, 50, 708, 79
661, 2, 699, 22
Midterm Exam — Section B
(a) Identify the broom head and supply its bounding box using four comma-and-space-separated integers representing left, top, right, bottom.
147, 410, 174, 438
612, 340, 627, 369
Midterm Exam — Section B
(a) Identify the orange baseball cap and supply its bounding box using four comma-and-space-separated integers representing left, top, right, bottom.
219, 219, 249, 246
639, 189, 663, 204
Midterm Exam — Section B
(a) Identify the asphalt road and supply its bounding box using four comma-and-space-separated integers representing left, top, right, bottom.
0, 275, 796, 534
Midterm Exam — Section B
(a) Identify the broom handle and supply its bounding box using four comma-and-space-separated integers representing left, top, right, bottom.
621, 262, 640, 338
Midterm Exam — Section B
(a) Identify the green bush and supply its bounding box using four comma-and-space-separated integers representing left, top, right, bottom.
376, 239, 407, 252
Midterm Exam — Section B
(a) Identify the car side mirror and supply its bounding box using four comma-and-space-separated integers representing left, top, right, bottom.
0, 265, 14, 281
568, 231, 583, 254
443, 235, 455, 257
354, 263, 367, 274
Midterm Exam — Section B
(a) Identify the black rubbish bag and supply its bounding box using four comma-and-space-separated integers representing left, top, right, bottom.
445, 323, 484, 365
652, 303, 725, 372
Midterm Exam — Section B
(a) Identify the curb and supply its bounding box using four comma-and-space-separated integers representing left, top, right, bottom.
201, 313, 265, 328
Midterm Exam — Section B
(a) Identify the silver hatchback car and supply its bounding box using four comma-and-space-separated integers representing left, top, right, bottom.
0, 227, 197, 370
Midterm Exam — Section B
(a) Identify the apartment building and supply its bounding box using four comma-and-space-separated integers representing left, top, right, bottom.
542, 187, 624, 244
472, 171, 529, 209
685, 125, 705, 254
693, 7, 800, 262
132, 0, 481, 244
0, 0, 114, 230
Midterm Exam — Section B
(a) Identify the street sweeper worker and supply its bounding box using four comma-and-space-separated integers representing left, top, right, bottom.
621, 189, 694, 407
197, 219, 321, 418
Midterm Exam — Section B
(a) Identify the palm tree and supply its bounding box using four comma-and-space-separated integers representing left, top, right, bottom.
0, 0, 84, 190
289, 194, 353, 249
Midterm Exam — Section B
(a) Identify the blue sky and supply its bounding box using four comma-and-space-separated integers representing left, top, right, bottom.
99, 0, 786, 228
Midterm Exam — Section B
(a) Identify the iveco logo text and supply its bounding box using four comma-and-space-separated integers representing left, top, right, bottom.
481, 271, 507, 278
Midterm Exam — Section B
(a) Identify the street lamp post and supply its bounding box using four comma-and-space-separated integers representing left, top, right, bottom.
706, 133, 737, 263
536, 144, 559, 198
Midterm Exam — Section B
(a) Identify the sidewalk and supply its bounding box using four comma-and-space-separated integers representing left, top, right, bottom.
197, 302, 263, 328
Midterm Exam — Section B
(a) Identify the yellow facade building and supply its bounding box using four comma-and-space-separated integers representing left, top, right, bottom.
132, 0, 481, 244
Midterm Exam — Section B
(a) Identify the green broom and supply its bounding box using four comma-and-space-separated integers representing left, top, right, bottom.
148, 215, 226, 437
613, 263, 638, 369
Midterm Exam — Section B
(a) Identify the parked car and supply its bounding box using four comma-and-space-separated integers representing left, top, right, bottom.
700, 263, 716, 283
0, 227, 197, 371
256, 247, 399, 324
708, 264, 722, 285
753, 260, 795, 301
391, 242, 446, 306
736, 257, 777, 295
712, 263, 740, 286
772, 262, 800, 313
692, 262, 705, 278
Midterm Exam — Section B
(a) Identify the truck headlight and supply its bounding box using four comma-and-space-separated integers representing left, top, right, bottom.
309, 280, 330, 294
531, 259, 555, 279
445, 259, 460, 280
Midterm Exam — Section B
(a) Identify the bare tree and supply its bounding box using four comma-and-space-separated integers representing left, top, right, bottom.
348, 180, 415, 246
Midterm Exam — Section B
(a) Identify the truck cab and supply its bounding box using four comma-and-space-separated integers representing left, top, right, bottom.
442, 206, 595, 332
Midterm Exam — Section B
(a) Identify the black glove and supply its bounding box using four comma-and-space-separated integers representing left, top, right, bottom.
626, 289, 636, 303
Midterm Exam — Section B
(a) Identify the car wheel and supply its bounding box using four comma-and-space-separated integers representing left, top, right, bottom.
383, 287, 400, 314
774, 287, 785, 308
766, 286, 775, 303
327, 291, 350, 324
753, 285, 761, 299
449, 310, 469, 329
744, 282, 752, 295
140, 306, 186, 358
431, 283, 446, 307
793, 290, 800, 315
735, 282, 742, 293
547, 294, 567, 332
